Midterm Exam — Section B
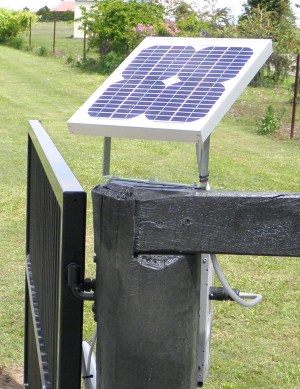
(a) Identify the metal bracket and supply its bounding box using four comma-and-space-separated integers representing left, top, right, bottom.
102, 137, 111, 176
67, 263, 95, 301
196, 137, 210, 189
102, 136, 211, 189
196, 135, 213, 387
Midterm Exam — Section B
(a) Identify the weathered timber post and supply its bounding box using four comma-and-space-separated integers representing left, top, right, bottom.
92, 180, 300, 389
92, 181, 201, 389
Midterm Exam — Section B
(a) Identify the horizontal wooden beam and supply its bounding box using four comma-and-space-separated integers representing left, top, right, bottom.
94, 181, 300, 257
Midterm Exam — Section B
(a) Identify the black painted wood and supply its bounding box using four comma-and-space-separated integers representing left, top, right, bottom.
94, 180, 300, 257
92, 182, 201, 389
92, 180, 300, 389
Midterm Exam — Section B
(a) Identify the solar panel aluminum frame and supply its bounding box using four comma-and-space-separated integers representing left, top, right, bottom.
68, 37, 272, 143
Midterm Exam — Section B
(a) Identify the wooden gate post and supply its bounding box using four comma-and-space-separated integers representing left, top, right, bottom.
92, 181, 202, 389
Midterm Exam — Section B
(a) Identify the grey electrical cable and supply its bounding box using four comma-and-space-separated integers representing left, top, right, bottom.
211, 254, 263, 307
86, 329, 97, 377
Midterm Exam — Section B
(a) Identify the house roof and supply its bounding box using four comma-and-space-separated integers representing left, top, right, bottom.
52, 1, 75, 12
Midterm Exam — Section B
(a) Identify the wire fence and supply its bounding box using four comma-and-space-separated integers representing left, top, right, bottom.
24, 21, 90, 60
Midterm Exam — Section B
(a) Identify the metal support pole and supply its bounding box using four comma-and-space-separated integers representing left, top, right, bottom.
195, 136, 213, 386
196, 137, 210, 189
102, 137, 111, 177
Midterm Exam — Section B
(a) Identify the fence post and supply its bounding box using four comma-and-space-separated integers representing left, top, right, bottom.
53, 18, 56, 54
29, 17, 32, 47
83, 26, 87, 59
291, 53, 300, 139
92, 181, 201, 389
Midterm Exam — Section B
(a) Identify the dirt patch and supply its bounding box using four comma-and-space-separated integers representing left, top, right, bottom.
0, 367, 23, 389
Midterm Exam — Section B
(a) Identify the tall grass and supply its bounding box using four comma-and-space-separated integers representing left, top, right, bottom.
0, 45, 299, 388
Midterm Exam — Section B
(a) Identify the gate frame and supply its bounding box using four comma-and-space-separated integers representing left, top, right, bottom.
24, 120, 86, 388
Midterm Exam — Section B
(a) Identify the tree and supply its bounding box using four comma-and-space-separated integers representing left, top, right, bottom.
239, 1, 300, 83
36, 6, 52, 21
242, 0, 292, 18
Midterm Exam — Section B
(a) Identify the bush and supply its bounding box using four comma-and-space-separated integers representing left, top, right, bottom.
257, 105, 286, 135
65, 54, 74, 64
80, 0, 164, 57
98, 51, 124, 74
35, 46, 48, 56
5, 37, 24, 50
79, 0, 237, 74
0, 8, 37, 43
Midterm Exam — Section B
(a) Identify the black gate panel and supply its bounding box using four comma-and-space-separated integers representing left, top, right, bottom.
24, 120, 86, 389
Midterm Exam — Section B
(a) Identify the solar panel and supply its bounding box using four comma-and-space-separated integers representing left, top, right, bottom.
68, 37, 272, 143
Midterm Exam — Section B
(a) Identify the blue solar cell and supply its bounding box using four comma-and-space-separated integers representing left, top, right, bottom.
88, 45, 253, 122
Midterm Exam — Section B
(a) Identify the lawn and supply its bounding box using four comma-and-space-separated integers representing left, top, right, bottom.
0, 45, 299, 388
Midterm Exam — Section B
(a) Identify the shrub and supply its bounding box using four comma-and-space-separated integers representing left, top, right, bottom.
65, 54, 74, 64
80, 0, 164, 57
35, 46, 47, 56
5, 37, 24, 50
98, 51, 124, 74
36, 6, 74, 22
0, 8, 37, 43
257, 105, 286, 135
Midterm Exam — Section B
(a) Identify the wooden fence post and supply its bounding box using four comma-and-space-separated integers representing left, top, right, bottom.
92, 182, 201, 389
291, 53, 300, 139
53, 18, 56, 54
29, 17, 32, 47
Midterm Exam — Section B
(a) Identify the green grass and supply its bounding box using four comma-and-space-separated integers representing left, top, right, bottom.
0, 45, 300, 388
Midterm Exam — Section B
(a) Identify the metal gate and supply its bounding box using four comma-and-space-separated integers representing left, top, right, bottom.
24, 120, 86, 389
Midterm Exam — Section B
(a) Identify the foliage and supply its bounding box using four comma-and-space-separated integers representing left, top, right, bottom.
35, 6, 51, 20
79, 0, 237, 73
0, 8, 37, 43
5, 36, 25, 50
257, 105, 286, 135
80, 0, 164, 57
139, 0, 237, 39
239, 3, 298, 51
35, 45, 48, 56
242, 0, 292, 18
36, 6, 74, 21
97, 51, 125, 74
238, 3, 300, 83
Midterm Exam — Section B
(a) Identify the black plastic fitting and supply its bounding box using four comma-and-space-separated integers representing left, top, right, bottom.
209, 286, 240, 301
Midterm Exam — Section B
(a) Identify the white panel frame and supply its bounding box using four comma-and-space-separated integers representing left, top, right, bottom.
68, 37, 272, 143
